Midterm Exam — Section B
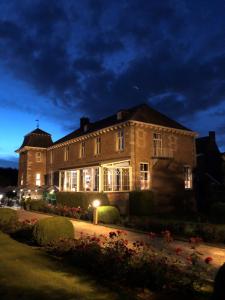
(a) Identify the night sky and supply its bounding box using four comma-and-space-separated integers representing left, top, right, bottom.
0, 0, 225, 168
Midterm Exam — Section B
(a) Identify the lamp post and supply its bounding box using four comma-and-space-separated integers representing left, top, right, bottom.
92, 199, 100, 225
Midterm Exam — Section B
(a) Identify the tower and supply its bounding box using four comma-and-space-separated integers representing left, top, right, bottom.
15, 128, 53, 198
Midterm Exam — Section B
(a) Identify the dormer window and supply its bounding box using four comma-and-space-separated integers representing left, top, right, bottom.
36, 152, 42, 162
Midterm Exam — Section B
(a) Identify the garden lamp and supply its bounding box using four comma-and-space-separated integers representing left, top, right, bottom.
92, 199, 100, 225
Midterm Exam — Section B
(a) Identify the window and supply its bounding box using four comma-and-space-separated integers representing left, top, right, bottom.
103, 161, 131, 191
64, 146, 69, 161
36, 152, 42, 162
20, 174, 24, 185
140, 163, 149, 190
184, 166, 192, 189
71, 171, 78, 191
36, 173, 41, 186
49, 171, 54, 186
94, 137, 101, 155
80, 141, 85, 158
50, 150, 53, 164
153, 133, 162, 156
117, 129, 125, 151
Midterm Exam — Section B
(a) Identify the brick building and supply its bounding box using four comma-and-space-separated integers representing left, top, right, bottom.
16, 104, 197, 213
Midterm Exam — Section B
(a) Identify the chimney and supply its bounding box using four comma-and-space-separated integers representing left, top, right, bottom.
209, 131, 215, 142
80, 117, 90, 132
117, 110, 128, 121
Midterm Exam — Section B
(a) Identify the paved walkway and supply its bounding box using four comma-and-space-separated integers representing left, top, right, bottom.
17, 209, 225, 271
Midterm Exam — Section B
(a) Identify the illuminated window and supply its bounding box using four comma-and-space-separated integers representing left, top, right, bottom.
103, 162, 130, 191
36, 152, 42, 162
140, 163, 149, 190
64, 146, 69, 161
94, 137, 101, 155
184, 166, 192, 189
36, 173, 41, 186
20, 174, 24, 185
49, 171, 54, 186
117, 129, 125, 151
153, 133, 162, 156
50, 150, 53, 164
80, 141, 85, 158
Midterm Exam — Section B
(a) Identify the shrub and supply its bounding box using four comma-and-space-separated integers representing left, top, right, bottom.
56, 192, 109, 209
33, 216, 74, 246
0, 208, 18, 233
210, 202, 225, 224
29, 199, 47, 211
129, 190, 154, 216
97, 206, 120, 224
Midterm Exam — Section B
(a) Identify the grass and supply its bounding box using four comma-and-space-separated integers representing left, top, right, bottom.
0, 231, 135, 300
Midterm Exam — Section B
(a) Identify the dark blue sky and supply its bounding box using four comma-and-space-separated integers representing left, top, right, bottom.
0, 0, 225, 168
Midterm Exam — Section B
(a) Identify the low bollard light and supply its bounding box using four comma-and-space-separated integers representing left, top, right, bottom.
92, 200, 100, 225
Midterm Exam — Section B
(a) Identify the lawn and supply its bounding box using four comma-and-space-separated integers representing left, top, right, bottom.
0, 231, 135, 300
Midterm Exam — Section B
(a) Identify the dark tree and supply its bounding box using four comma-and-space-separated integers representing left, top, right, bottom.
0, 168, 18, 187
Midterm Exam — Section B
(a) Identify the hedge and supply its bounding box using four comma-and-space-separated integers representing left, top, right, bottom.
56, 192, 109, 209
129, 190, 155, 216
98, 206, 120, 224
29, 200, 46, 211
210, 202, 225, 224
128, 216, 225, 243
33, 216, 74, 246
0, 208, 18, 233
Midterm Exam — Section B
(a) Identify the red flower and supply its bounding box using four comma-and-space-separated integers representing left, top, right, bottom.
205, 256, 213, 264
175, 247, 183, 255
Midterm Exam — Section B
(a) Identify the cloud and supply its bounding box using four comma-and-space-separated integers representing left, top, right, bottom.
0, 0, 225, 127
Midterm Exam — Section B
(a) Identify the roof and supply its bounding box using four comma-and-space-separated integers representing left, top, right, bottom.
53, 103, 192, 146
16, 128, 53, 152
196, 134, 220, 155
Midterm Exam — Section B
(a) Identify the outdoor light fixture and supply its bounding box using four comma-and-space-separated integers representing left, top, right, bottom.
28, 189, 31, 193
92, 199, 100, 225
50, 189, 55, 194
0, 194, 3, 201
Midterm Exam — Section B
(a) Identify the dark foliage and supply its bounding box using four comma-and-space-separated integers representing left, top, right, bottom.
0, 167, 18, 187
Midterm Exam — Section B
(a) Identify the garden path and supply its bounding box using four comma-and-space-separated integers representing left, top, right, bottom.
17, 209, 225, 271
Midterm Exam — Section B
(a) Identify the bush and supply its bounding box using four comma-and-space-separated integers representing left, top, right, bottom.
129, 190, 154, 216
33, 216, 74, 246
97, 206, 120, 224
56, 192, 109, 209
0, 208, 18, 233
29, 199, 47, 211
211, 202, 225, 224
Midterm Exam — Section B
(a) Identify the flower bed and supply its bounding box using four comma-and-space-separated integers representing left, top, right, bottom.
45, 230, 214, 295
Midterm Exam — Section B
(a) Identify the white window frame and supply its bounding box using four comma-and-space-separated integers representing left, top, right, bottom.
116, 129, 125, 151
184, 165, 192, 189
64, 146, 69, 161
80, 141, 86, 158
36, 152, 42, 162
140, 162, 149, 190
153, 132, 162, 156
36, 173, 41, 186
94, 136, 101, 155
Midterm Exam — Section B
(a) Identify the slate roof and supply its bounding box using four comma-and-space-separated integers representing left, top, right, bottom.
53, 103, 192, 146
16, 128, 53, 151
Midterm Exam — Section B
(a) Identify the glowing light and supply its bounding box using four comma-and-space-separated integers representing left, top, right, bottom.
50, 189, 55, 194
20, 189, 23, 192
0, 194, 3, 200
28, 189, 31, 193
92, 199, 100, 208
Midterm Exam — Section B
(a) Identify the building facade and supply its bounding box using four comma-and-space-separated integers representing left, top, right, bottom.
16, 104, 197, 213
